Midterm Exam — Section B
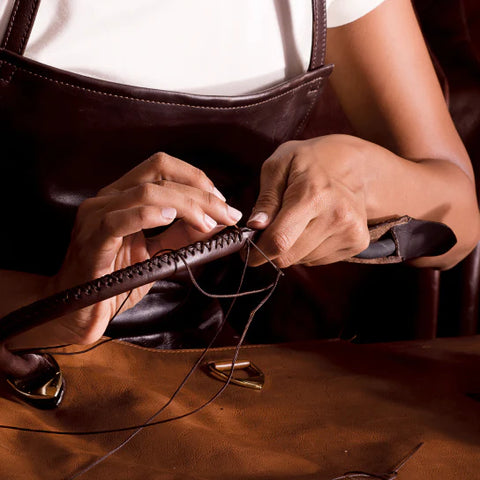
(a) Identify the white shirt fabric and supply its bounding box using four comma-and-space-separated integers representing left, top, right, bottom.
0, 0, 385, 95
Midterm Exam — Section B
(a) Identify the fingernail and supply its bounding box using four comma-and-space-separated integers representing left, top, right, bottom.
228, 206, 243, 222
213, 187, 226, 202
162, 207, 177, 220
204, 214, 217, 229
248, 212, 268, 225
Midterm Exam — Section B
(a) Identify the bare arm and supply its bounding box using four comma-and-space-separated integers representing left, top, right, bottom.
326, 0, 479, 267
248, 0, 480, 270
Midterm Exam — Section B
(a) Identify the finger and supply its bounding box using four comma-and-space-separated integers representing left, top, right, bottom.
246, 150, 292, 230
100, 182, 242, 236
299, 227, 370, 267
146, 221, 226, 255
269, 204, 369, 268
99, 151, 226, 200
300, 242, 361, 266
248, 186, 316, 266
98, 181, 242, 232
266, 220, 330, 268
95, 205, 177, 249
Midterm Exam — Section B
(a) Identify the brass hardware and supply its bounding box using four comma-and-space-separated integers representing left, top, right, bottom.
207, 360, 264, 390
6, 354, 65, 409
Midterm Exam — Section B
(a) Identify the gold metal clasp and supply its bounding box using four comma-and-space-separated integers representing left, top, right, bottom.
6, 354, 65, 409
207, 360, 264, 390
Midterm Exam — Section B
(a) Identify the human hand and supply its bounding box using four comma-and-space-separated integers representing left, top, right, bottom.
247, 135, 370, 267
37, 153, 242, 346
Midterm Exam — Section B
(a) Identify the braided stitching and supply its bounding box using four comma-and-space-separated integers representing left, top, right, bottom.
73, 228, 243, 299
15, 228, 247, 322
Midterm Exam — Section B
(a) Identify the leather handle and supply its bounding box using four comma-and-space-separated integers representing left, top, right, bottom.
1, 0, 41, 54
0, 218, 456, 396
0, 228, 255, 343
0, 218, 456, 342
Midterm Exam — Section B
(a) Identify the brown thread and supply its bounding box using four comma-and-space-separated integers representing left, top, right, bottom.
0, 237, 281, 439
66, 241, 280, 479
0, 229, 248, 336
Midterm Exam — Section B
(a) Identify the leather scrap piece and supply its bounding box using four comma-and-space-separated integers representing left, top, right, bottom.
349, 216, 457, 264
1, 336, 479, 479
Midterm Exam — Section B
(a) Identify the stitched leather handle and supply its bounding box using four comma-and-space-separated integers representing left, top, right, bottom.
0, 228, 255, 343
1, 0, 41, 54
308, 0, 327, 70
0, 218, 456, 343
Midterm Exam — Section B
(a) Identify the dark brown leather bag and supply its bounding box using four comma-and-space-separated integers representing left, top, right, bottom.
0, 3, 466, 477
0, 0, 333, 350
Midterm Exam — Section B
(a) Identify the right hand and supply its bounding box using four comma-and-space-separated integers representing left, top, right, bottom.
11, 152, 242, 348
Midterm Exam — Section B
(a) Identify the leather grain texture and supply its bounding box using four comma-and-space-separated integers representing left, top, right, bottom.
1, 336, 480, 479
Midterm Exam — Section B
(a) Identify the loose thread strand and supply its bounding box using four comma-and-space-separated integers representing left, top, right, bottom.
0, 237, 282, 480
68, 241, 265, 478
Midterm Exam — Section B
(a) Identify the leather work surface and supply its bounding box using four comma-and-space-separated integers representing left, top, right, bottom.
1, 336, 479, 479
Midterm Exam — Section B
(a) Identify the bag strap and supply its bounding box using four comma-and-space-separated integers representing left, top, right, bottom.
1, 0, 328, 68
1, 0, 41, 54
0, 228, 257, 343
308, 0, 328, 70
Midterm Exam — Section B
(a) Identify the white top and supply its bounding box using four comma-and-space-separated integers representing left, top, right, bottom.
0, 0, 385, 95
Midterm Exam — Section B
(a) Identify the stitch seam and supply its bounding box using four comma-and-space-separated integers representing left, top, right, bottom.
311, 0, 319, 69
0, 60, 17, 83
111, 338, 276, 354
0, 59, 328, 110
294, 84, 321, 137
320, 0, 327, 66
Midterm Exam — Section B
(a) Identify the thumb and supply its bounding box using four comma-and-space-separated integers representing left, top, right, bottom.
247, 155, 290, 230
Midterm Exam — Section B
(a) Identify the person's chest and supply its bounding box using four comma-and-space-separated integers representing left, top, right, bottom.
0, 0, 314, 95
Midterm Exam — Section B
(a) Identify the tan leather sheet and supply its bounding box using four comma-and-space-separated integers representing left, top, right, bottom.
1, 337, 479, 479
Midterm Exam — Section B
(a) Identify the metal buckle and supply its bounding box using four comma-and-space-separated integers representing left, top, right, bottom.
6, 354, 65, 409
207, 360, 264, 390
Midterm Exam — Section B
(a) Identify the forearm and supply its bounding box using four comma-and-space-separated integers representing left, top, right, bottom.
355, 136, 480, 269
321, 0, 480, 269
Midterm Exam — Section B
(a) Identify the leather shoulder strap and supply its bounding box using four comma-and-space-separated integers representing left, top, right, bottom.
2, 0, 327, 67
1, 0, 41, 54
308, 0, 327, 70
0, 228, 257, 343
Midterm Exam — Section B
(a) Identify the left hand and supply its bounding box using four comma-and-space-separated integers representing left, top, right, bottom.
247, 135, 371, 267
